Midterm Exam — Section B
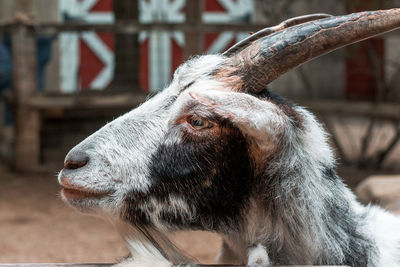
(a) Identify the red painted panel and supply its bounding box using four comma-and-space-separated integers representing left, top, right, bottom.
205, 0, 226, 12
171, 38, 183, 77
345, 0, 385, 100
79, 39, 105, 89
204, 33, 219, 50
90, 0, 113, 12
77, 0, 249, 91
97, 32, 114, 51
224, 39, 236, 52
140, 39, 150, 92
345, 38, 384, 101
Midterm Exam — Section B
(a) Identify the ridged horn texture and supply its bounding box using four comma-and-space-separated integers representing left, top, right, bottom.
217, 8, 400, 93
223, 13, 333, 56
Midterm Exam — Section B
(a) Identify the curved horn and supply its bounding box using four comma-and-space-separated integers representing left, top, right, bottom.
223, 13, 333, 56
218, 8, 400, 93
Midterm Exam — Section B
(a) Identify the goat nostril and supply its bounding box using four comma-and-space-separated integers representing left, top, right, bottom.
64, 158, 89, 170
64, 150, 89, 170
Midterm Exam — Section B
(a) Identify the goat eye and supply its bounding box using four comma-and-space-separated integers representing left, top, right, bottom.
188, 117, 212, 129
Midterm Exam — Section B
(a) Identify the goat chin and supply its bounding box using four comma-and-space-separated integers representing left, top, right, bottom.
116, 221, 194, 266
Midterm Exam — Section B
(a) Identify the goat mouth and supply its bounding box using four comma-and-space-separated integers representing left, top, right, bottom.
61, 188, 108, 200
59, 176, 109, 200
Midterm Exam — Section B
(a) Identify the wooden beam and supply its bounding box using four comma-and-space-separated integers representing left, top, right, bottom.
0, 265, 349, 267
26, 93, 148, 110
11, 20, 40, 172
110, 0, 141, 91
4, 93, 397, 121
5, 89, 400, 120
15, 0, 34, 13
298, 99, 400, 120
0, 20, 393, 38
184, 0, 204, 60
0, 265, 110, 267
13, 21, 266, 34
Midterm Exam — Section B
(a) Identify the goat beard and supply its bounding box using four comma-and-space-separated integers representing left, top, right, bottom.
115, 220, 195, 264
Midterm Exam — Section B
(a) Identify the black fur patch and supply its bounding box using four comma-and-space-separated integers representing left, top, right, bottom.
318, 166, 376, 266
321, 165, 337, 181
124, 119, 254, 233
253, 87, 303, 129
324, 189, 375, 266
253, 87, 295, 108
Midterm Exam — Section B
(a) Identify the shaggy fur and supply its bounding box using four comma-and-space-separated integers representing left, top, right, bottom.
58, 54, 400, 267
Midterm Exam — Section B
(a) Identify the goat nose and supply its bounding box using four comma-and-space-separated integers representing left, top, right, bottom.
64, 150, 89, 170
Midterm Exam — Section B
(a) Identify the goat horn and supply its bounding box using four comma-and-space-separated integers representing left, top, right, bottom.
223, 13, 333, 56
219, 9, 400, 93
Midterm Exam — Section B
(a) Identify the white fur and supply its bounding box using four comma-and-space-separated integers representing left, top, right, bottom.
366, 206, 400, 266
248, 244, 271, 267
117, 221, 192, 265
136, 195, 195, 230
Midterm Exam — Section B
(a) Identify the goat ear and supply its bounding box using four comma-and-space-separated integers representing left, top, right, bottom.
188, 90, 288, 150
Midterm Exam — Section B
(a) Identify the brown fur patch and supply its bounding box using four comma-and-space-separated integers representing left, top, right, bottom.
213, 67, 243, 92
248, 139, 277, 176
213, 41, 265, 93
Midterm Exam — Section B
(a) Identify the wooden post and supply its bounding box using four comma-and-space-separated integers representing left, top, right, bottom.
111, 0, 141, 92
184, 0, 204, 60
12, 19, 40, 172
15, 0, 34, 13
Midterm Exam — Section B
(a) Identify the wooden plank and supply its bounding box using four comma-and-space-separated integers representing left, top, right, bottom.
0, 13, 398, 38
0, 20, 395, 36
3, 91, 148, 109
0, 265, 348, 267
0, 265, 110, 267
5, 89, 400, 120
11, 20, 40, 173
184, 0, 204, 60
32, 22, 264, 34
12, 94, 400, 121
111, 0, 141, 91
15, 0, 34, 13
26, 93, 148, 110
0, 21, 266, 34
298, 99, 400, 120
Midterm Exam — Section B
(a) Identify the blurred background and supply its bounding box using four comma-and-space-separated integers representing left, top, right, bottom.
1, 0, 400, 264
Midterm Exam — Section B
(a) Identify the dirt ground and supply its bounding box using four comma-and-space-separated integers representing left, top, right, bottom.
0, 160, 397, 265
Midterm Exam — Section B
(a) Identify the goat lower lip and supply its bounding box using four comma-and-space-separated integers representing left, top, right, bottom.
61, 188, 107, 200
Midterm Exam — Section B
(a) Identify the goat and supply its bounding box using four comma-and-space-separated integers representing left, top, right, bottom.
58, 9, 400, 267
